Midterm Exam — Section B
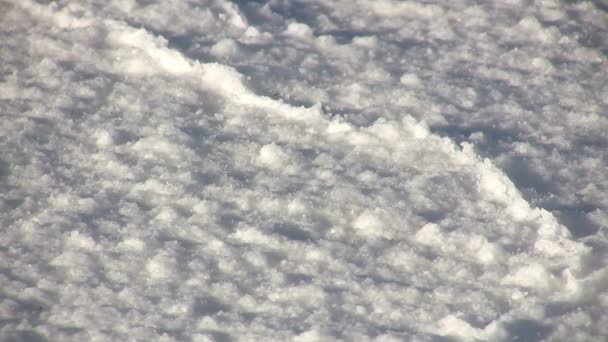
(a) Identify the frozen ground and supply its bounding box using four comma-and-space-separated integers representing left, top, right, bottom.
1, 0, 608, 341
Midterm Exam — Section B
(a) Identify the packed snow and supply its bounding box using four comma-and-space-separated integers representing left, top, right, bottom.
1, 0, 608, 341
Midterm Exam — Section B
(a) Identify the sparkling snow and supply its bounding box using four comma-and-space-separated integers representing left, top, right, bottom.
1, 0, 608, 341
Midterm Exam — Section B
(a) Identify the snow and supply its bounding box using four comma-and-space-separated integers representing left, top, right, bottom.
1, 0, 608, 341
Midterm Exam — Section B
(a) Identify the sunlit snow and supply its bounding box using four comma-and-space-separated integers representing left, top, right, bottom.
1, 0, 608, 341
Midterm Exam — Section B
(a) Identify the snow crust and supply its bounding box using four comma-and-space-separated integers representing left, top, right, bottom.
1, 0, 608, 341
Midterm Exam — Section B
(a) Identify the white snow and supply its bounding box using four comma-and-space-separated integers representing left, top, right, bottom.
2, 0, 608, 341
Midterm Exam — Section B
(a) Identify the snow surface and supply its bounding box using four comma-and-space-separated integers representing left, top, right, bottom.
1, 0, 608, 341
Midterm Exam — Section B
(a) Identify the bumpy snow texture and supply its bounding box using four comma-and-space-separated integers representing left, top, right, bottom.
1, 0, 608, 341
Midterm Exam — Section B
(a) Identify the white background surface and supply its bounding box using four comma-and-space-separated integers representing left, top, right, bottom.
1, 0, 608, 341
